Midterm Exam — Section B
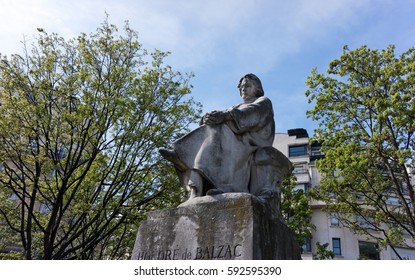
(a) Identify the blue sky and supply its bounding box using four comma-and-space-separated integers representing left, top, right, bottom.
1, 0, 415, 135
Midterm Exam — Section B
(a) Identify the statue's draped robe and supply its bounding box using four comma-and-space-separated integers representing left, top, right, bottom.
172, 96, 275, 194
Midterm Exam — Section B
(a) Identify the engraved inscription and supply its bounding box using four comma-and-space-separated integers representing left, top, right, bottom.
136, 244, 243, 260
195, 244, 242, 260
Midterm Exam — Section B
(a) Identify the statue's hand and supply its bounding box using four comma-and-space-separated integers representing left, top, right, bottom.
201, 110, 231, 125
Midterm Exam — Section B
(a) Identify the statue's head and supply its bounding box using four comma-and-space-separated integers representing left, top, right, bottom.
237, 73, 264, 97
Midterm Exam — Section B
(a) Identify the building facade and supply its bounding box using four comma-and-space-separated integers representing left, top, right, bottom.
273, 128, 415, 260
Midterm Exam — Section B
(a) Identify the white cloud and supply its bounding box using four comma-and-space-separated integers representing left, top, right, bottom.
1, 0, 410, 134
142, 0, 375, 71
0, 0, 374, 68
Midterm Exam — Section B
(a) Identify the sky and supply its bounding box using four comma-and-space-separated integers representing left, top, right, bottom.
1, 0, 415, 135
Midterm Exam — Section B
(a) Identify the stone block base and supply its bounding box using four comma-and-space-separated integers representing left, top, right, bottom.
131, 193, 301, 260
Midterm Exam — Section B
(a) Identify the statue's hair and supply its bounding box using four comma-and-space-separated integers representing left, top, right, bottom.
237, 73, 264, 97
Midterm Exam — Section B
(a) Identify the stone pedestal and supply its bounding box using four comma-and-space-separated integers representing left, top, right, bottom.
131, 193, 301, 260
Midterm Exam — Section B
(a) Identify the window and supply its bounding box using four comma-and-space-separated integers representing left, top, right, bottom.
332, 238, 341, 256
293, 163, 307, 173
289, 145, 308, 157
330, 212, 339, 226
304, 183, 311, 194
302, 238, 312, 253
358, 241, 380, 260
310, 145, 322, 156
310, 144, 324, 160
294, 183, 311, 195
356, 216, 377, 231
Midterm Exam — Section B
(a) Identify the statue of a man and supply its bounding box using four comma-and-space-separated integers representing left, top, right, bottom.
160, 73, 276, 199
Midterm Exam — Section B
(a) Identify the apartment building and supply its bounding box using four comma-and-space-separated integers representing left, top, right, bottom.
273, 128, 415, 260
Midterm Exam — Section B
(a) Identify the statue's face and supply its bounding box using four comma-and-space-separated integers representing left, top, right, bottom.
239, 78, 257, 101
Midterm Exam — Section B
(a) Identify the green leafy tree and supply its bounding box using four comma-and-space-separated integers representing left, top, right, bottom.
281, 174, 315, 253
0, 18, 201, 259
312, 242, 335, 260
306, 45, 415, 259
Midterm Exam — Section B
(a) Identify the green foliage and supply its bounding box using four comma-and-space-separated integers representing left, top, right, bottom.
306, 45, 415, 258
313, 242, 335, 260
0, 251, 24, 260
281, 174, 315, 252
0, 18, 201, 259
